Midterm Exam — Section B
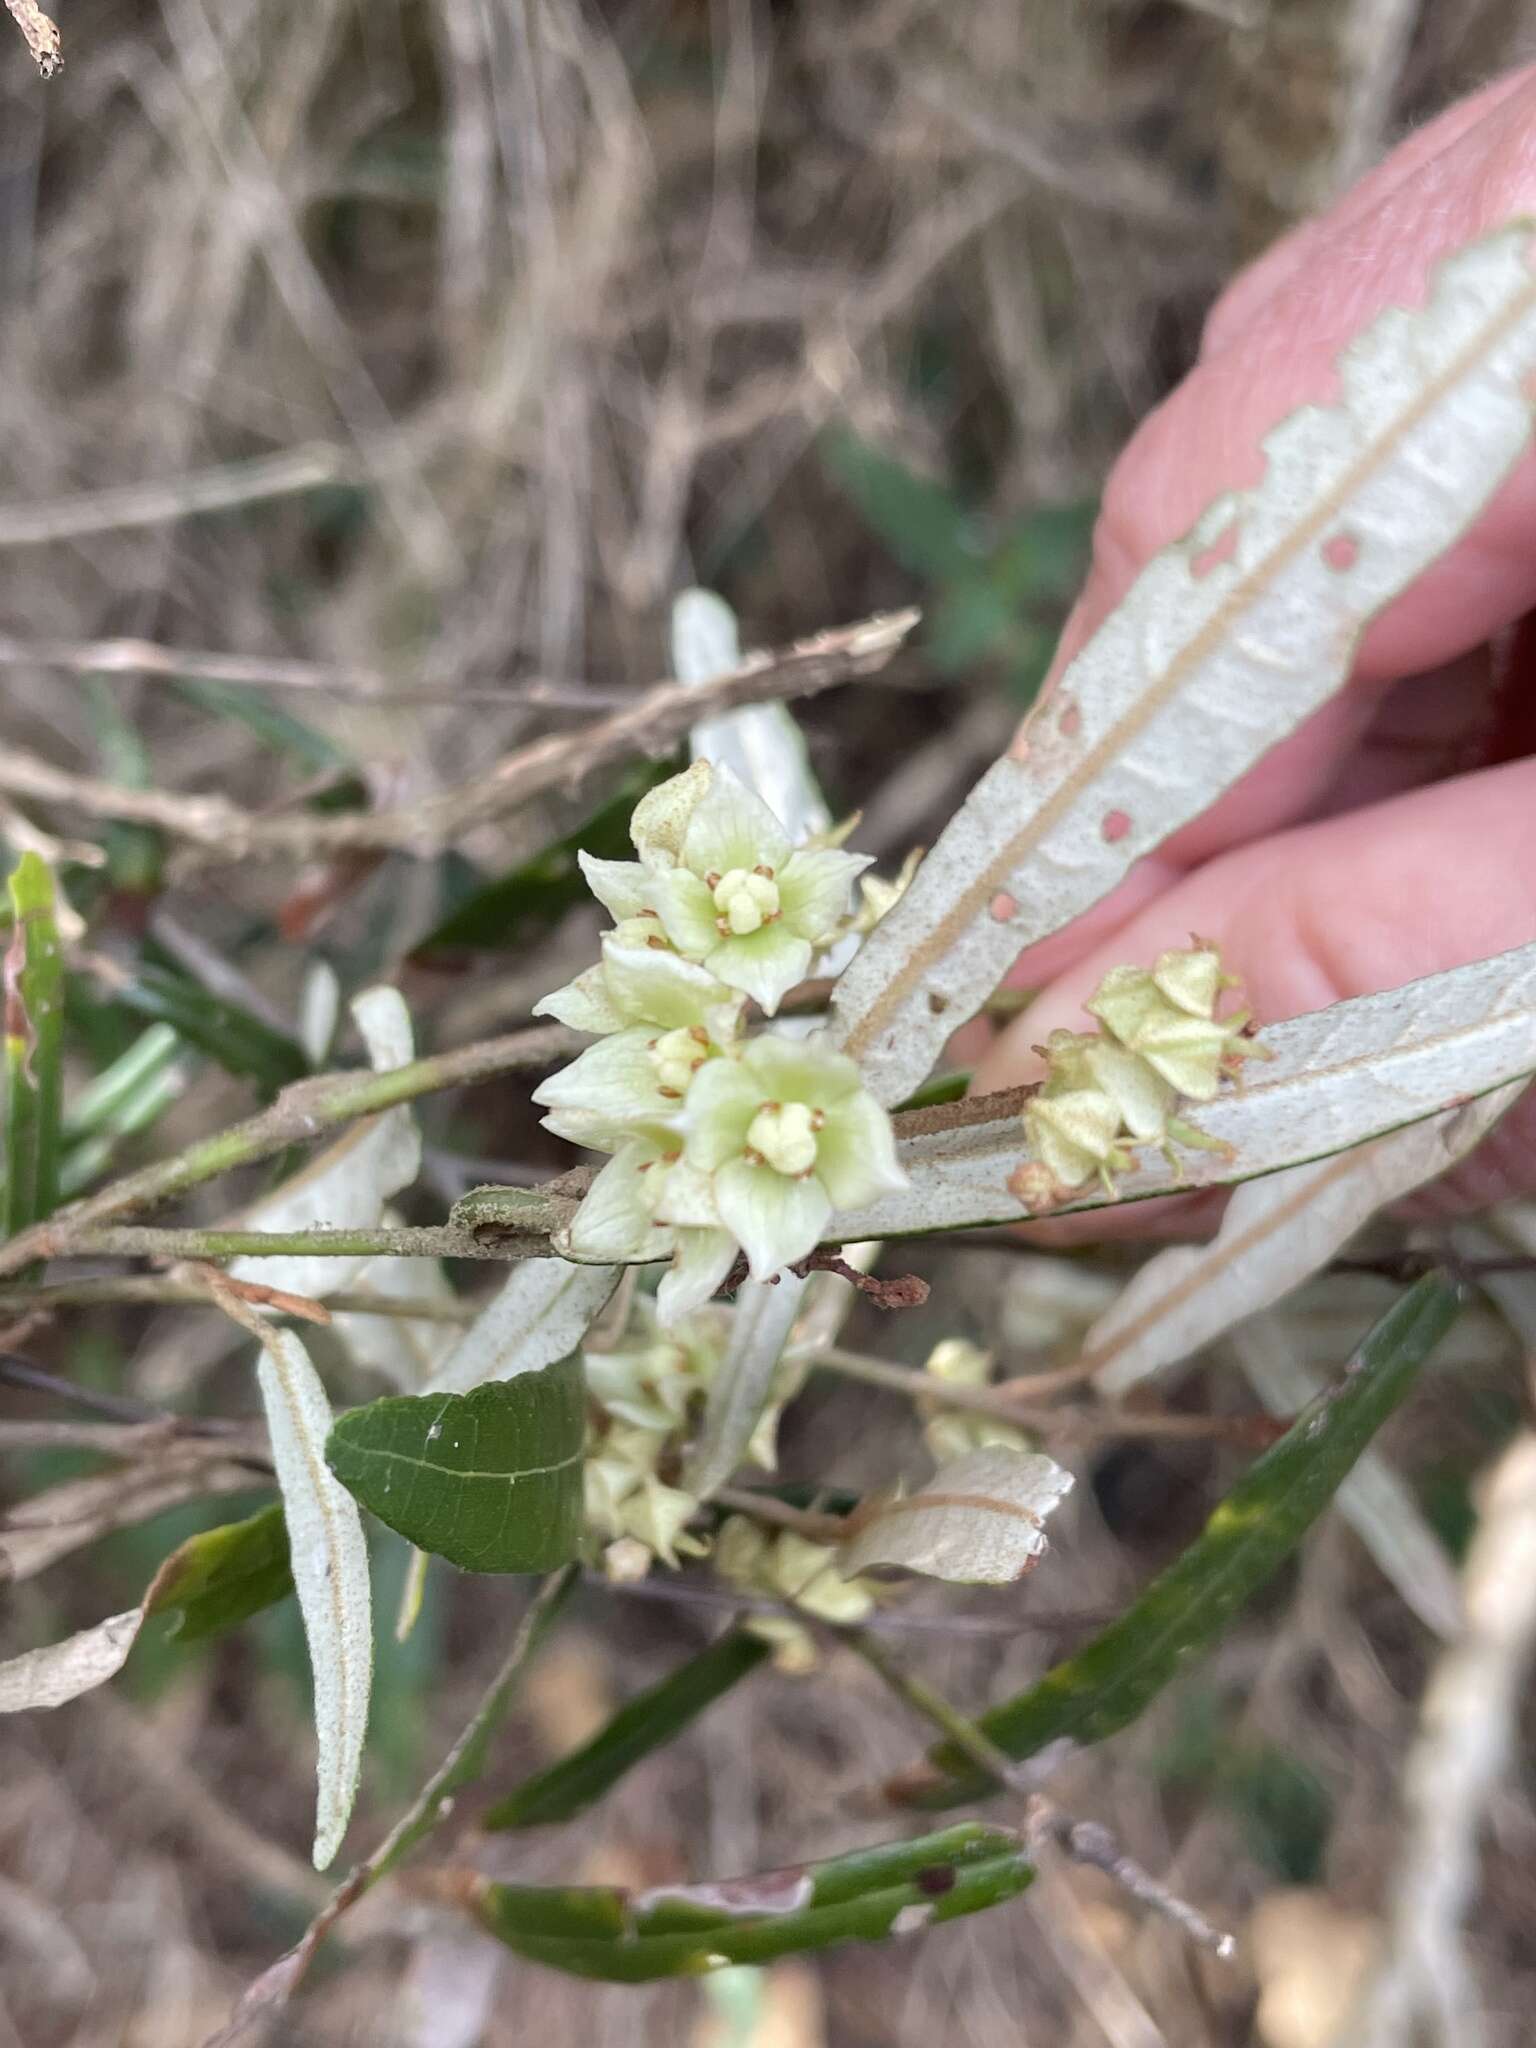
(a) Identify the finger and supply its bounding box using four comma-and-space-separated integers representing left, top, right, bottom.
1029, 68, 1536, 868
974, 756, 1536, 1219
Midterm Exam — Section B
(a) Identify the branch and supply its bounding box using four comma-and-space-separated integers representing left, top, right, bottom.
3, 0, 60, 76
0, 444, 347, 544
0, 608, 919, 863
0, 1022, 577, 1279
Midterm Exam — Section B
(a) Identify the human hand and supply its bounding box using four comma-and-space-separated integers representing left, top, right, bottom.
973, 63, 1536, 1228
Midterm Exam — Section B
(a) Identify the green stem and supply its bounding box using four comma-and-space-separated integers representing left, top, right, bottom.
56, 1223, 558, 1264
0, 1021, 576, 1277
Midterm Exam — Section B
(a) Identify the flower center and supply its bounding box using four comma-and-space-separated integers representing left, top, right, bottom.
648, 1025, 710, 1098
745, 1099, 820, 1178
712, 866, 780, 937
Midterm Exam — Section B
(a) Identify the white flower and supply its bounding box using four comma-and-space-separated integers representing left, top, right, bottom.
680, 1031, 906, 1284
645, 769, 871, 1014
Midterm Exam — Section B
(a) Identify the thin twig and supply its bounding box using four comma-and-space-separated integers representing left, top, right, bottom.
3, 0, 60, 77
813, 1345, 1286, 1447
0, 607, 919, 862
204, 1570, 576, 2044
0, 444, 347, 544
842, 1628, 1236, 1960
0, 1274, 475, 1320
0, 1022, 577, 1278
54, 1222, 550, 1265
0, 631, 661, 711
711, 1484, 848, 1543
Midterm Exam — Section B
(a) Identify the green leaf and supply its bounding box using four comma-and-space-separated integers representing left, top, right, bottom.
168, 679, 349, 776
461, 1820, 1034, 1981
892, 1275, 1461, 1808
821, 429, 976, 582
485, 1628, 771, 1830
145, 1503, 294, 1642
106, 963, 307, 1091
412, 767, 667, 960
325, 1360, 586, 1573
4, 854, 65, 1237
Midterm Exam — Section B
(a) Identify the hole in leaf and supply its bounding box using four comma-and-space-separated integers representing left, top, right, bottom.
1190, 520, 1239, 579
927, 990, 949, 1016
990, 892, 1018, 923
1102, 810, 1131, 844
1322, 531, 1360, 572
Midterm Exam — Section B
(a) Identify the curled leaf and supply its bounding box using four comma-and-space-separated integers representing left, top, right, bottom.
839, 1447, 1074, 1586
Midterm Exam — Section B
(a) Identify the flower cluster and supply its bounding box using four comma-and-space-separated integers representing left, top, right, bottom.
534, 763, 907, 1321
1015, 940, 1267, 1210
714, 1515, 879, 1669
919, 1338, 1029, 1465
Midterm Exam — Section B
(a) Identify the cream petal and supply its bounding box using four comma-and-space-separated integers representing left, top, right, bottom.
815, 1091, 908, 1209
602, 935, 740, 1031
681, 764, 791, 879
631, 760, 714, 864
705, 930, 812, 1014
532, 1029, 673, 1122
739, 1028, 862, 1108
566, 1145, 676, 1260
657, 1228, 739, 1324
777, 846, 871, 946
713, 1158, 831, 1281
577, 853, 653, 922
680, 1056, 761, 1170
532, 963, 626, 1035
650, 867, 722, 958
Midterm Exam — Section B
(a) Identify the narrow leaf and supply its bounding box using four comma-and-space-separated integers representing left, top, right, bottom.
1084, 1084, 1523, 1395
485, 1628, 771, 1830
839, 1447, 1074, 1586
424, 1258, 619, 1395
684, 1275, 806, 1500
889, 1276, 1460, 1808
832, 225, 1536, 1103
841, 944, 1536, 1241
256, 1327, 373, 1869
325, 1360, 586, 1573
458, 1820, 1034, 1981
228, 985, 421, 1301
107, 961, 307, 1092
0, 1610, 142, 1711
4, 851, 64, 1236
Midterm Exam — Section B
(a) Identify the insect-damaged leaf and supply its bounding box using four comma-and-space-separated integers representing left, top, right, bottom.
485, 1628, 771, 1831
325, 1358, 586, 1573
454, 1820, 1034, 1980
887, 1276, 1461, 1808
838, 1447, 1074, 1586
832, 224, 1536, 1105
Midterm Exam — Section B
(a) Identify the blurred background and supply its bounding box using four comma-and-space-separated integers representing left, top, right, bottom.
4, 3, 1536, 2044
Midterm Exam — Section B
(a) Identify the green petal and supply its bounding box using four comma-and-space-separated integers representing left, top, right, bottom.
705, 930, 812, 1014
567, 1145, 676, 1260
777, 846, 871, 946
650, 868, 722, 958
681, 766, 791, 879
680, 1057, 761, 1170
714, 1158, 831, 1281
1081, 1038, 1173, 1140
602, 934, 740, 1031
532, 1029, 673, 1123
740, 1029, 862, 1108
657, 1228, 739, 1324
816, 1091, 907, 1209
532, 964, 626, 1035
577, 853, 652, 922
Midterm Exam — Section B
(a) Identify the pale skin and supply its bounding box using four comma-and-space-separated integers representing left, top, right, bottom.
974, 63, 1536, 1232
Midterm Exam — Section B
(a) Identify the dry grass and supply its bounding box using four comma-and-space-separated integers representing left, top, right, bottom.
6, 2, 1536, 2043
